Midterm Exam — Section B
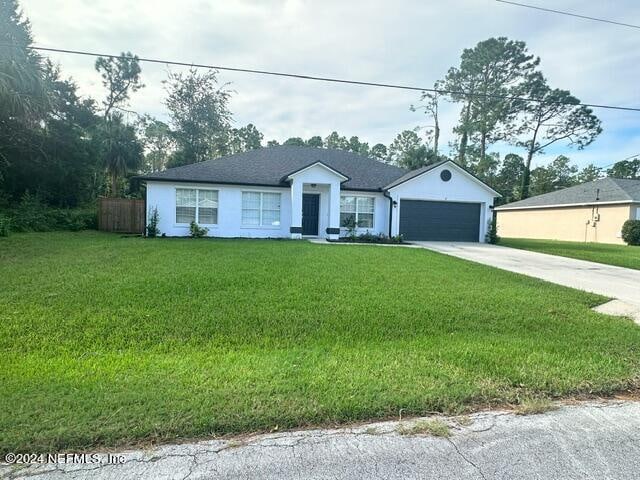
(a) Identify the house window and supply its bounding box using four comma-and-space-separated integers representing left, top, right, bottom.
176, 188, 218, 224
242, 192, 281, 227
340, 196, 374, 228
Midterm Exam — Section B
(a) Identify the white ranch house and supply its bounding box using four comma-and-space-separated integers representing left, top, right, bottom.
139, 146, 499, 242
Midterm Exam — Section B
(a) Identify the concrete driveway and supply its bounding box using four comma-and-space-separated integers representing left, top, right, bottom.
3, 401, 639, 480
416, 242, 640, 322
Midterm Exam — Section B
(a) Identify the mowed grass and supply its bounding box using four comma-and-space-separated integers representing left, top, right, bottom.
2, 232, 640, 454
499, 238, 640, 270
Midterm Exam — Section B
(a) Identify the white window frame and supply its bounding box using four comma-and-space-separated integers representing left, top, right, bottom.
340, 195, 375, 229
241, 191, 282, 229
175, 187, 219, 226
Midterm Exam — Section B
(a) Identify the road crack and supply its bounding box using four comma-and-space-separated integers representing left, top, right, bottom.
446, 437, 487, 480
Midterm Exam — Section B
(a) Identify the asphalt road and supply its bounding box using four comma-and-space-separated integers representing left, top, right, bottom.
3, 401, 640, 480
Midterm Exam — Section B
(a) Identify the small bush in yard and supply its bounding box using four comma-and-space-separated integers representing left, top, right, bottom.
6, 193, 97, 232
189, 221, 208, 238
338, 232, 404, 244
146, 207, 160, 237
622, 220, 640, 246
342, 215, 358, 240
0, 214, 10, 236
486, 217, 499, 244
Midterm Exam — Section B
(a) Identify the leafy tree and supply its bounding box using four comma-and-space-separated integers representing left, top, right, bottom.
347, 136, 369, 155
306, 135, 323, 147
444, 37, 539, 165
164, 68, 232, 166
412, 82, 442, 157
389, 130, 422, 166
1, 59, 102, 206
94, 52, 144, 195
529, 155, 578, 197
283, 137, 306, 146
388, 130, 437, 170
325, 131, 349, 150
95, 52, 143, 118
577, 164, 602, 183
516, 72, 601, 198
370, 143, 388, 163
45, 61, 97, 128
39, 63, 102, 204
138, 115, 172, 172
607, 159, 640, 179
0, 0, 50, 178
495, 153, 524, 203
0, 0, 49, 121
473, 152, 500, 185
228, 123, 263, 154
96, 113, 143, 196
266, 139, 280, 147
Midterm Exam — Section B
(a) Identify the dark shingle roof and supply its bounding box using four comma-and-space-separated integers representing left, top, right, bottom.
138, 146, 407, 191
496, 177, 640, 210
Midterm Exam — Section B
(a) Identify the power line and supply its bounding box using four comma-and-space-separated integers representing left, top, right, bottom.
495, 0, 640, 30
7, 43, 640, 113
599, 153, 640, 171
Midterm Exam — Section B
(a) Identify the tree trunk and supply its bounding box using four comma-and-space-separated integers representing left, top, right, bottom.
458, 98, 473, 165
111, 172, 119, 197
434, 123, 440, 159
521, 148, 534, 199
480, 131, 487, 164
521, 124, 540, 200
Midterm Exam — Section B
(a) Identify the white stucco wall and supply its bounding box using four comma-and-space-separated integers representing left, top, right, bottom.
387, 162, 497, 242
146, 181, 292, 238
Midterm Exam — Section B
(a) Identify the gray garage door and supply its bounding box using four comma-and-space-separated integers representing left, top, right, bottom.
399, 200, 481, 242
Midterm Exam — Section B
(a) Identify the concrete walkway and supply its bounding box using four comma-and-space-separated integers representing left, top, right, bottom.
3, 401, 640, 480
416, 242, 640, 323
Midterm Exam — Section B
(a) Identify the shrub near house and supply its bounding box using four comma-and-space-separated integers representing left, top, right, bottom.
622, 220, 640, 246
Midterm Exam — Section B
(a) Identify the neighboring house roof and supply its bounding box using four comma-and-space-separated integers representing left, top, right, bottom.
137, 146, 407, 191
384, 159, 502, 196
495, 177, 640, 210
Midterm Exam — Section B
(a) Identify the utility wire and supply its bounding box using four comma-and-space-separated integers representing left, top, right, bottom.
598, 153, 640, 171
495, 0, 640, 30
5, 43, 640, 113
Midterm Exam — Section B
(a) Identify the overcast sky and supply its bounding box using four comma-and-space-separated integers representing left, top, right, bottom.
20, 0, 640, 170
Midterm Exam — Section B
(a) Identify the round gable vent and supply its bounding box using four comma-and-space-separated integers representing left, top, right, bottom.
440, 169, 452, 182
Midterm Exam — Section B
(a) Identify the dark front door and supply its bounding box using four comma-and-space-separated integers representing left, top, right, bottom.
399, 200, 481, 242
302, 193, 320, 236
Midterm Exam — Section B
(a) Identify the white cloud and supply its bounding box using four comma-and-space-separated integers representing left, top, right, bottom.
20, 0, 640, 169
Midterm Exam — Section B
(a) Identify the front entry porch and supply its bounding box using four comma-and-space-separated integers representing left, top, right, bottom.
285, 161, 346, 240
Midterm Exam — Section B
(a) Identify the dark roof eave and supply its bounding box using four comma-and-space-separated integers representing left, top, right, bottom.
137, 176, 385, 192
138, 177, 290, 189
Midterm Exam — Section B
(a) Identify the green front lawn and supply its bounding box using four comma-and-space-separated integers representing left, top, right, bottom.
499, 238, 640, 270
2, 232, 640, 454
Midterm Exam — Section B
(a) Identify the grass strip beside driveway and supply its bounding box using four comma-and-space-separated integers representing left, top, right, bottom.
499, 238, 640, 270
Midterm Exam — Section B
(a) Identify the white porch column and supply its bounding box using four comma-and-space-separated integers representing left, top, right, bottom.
290, 179, 303, 239
327, 181, 341, 240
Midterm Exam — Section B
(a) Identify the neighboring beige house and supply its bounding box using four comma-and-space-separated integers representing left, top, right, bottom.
495, 178, 640, 245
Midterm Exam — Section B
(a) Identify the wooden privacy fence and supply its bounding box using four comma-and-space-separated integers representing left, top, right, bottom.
98, 198, 145, 234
